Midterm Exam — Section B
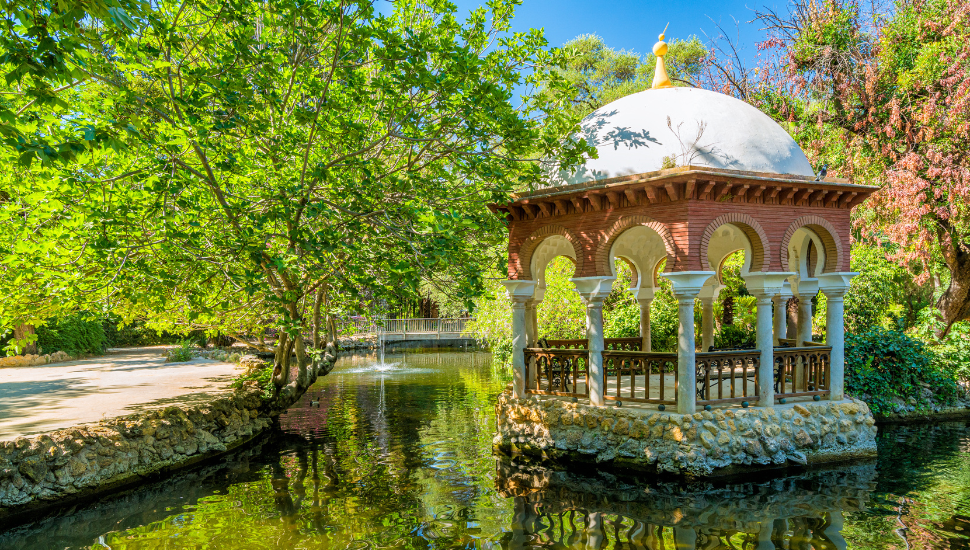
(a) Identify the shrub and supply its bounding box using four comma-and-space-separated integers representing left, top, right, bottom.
714, 324, 756, 350
102, 317, 183, 347
165, 340, 195, 363
36, 314, 108, 356
232, 365, 274, 399
933, 322, 970, 387
845, 327, 959, 414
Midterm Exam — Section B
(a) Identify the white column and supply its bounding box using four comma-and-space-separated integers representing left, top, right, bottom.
633, 287, 655, 352
819, 273, 856, 402
697, 284, 721, 352
661, 271, 715, 415
502, 280, 537, 399
587, 512, 605, 550
824, 510, 848, 550
572, 276, 615, 407
772, 282, 793, 346
525, 299, 538, 347
673, 527, 698, 550
700, 297, 715, 352
793, 278, 819, 346
744, 273, 793, 408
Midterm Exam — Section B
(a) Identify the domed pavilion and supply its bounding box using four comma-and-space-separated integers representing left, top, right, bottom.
491, 32, 879, 475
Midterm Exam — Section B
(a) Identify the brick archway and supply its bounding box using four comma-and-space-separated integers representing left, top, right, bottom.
780, 216, 843, 273
513, 224, 586, 280
700, 213, 770, 273
596, 215, 676, 276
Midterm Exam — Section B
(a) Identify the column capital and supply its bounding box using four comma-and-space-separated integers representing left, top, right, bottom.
791, 277, 819, 298
742, 272, 795, 299
697, 282, 724, 301
660, 271, 716, 299
818, 272, 857, 298
570, 276, 615, 304
501, 280, 536, 304
631, 285, 655, 303
773, 281, 794, 301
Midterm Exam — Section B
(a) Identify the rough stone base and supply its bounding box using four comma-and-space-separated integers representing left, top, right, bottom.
0, 388, 271, 521
493, 392, 877, 477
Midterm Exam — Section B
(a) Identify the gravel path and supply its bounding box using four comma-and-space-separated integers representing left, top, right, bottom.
0, 347, 244, 440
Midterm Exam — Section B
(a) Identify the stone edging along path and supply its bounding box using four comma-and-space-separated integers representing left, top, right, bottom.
0, 386, 271, 525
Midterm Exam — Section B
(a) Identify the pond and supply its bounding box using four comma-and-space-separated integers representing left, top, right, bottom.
2, 349, 970, 549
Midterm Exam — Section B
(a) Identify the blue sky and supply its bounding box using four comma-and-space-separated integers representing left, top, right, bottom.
447, 0, 786, 62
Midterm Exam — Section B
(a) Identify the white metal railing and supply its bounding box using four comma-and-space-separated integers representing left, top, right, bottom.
340, 317, 474, 338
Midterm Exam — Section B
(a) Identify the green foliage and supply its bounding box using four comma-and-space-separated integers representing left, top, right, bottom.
845, 327, 960, 414
164, 340, 195, 363
714, 324, 756, 350
911, 308, 970, 387
933, 322, 970, 387
232, 366, 274, 400
845, 244, 933, 333
535, 257, 587, 339
102, 317, 181, 347
647, 286, 681, 353
34, 314, 107, 356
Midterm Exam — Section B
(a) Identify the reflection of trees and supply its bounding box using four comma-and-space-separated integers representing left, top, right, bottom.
495, 460, 875, 550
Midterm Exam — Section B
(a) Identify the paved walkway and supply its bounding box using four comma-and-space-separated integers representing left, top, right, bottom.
0, 347, 244, 441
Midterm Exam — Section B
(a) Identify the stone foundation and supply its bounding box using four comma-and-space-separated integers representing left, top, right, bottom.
493, 392, 877, 476
0, 388, 271, 521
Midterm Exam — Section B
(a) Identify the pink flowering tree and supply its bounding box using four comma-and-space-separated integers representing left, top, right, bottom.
704, 0, 970, 335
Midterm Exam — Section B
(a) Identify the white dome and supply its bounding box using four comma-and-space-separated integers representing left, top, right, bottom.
553, 87, 815, 185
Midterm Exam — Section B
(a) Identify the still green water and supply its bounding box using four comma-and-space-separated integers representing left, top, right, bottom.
3, 350, 970, 549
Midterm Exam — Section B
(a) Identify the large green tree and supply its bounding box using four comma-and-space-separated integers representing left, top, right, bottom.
0, 0, 589, 406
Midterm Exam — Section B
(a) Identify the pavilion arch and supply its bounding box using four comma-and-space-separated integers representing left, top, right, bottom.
596, 216, 676, 290
699, 213, 770, 275
780, 216, 843, 276
515, 224, 585, 281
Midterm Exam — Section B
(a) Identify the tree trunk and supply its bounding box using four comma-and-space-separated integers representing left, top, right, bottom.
721, 294, 734, 326
269, 307, 338, 413
786, 298, 798, 340
938, 239, 970, 337
12, 324, 37, 355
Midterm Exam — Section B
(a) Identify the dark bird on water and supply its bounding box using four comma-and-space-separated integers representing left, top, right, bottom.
815, 163, 828, 181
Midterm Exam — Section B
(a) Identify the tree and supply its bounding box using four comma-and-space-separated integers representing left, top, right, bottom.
708, 0, 970, 335
552, 34, 708, 117
0, 0, 590, 407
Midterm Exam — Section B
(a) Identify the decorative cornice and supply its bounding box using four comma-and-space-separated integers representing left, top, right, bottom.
488, 166, 878, 221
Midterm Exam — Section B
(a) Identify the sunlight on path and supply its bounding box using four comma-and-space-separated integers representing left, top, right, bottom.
0, 347, 243, 440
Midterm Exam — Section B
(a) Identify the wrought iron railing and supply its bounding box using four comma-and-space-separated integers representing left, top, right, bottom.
774, 346, 831, 399
695, 350, 760, 406
523, 348, 590, 398
521, 341, 832, 408
602, 350, 678, 405
541, 339, 588, 349
540, 338, 641, 351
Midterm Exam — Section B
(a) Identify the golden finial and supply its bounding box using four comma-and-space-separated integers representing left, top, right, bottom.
652, 23, 673, 89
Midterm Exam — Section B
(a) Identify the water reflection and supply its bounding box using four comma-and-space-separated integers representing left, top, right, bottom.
497, 460, 876, 549
3, 351, 970, 549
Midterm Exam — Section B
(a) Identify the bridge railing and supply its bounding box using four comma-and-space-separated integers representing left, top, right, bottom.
340, 317, 474, 338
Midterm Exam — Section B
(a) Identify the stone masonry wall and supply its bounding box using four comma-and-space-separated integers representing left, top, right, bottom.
0, 388, 270, 518
494, 392, 877, 476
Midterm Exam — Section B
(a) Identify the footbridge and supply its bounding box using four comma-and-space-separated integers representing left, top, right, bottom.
343, 318, 476, 342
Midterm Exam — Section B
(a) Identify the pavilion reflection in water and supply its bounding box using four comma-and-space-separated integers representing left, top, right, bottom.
495, 459, 877, 550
